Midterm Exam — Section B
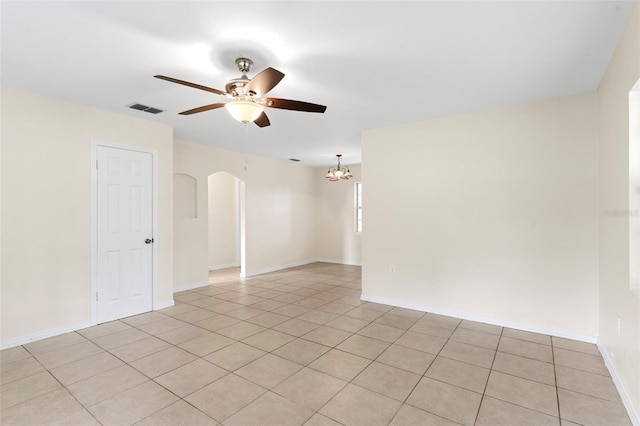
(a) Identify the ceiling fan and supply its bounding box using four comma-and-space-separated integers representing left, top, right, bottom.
154, 57, 326, 127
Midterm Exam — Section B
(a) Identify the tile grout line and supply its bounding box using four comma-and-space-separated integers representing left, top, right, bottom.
4, 345, 105, 425
552, 336, 562, 425
389, 314, 462, 425
102, 267, 361, 425
472, 323, 504, 426
211, 268, 361, 425
180, 270, 364, 424
2, 265, 629, 426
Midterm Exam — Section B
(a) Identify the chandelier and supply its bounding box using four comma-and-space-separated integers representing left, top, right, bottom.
325, 154, 352, 181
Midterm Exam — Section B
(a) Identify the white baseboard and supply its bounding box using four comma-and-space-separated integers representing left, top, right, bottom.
598, 341, 640, 426
155, 299, 175, 310
1, 301, 177, 351
208, 263, 240, 271
173, 281, 209, 292
361, 294, 638, 424
244, 259, 319, 277
0, 320, 95, 350
316, 258, 362, 266
360, 294, 598, 344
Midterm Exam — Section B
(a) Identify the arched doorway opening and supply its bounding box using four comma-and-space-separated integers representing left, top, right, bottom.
208, 171, 246, 280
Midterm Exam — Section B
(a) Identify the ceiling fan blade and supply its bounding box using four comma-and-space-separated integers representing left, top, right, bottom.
154, 75, 227, 96
245, 67, 285, 96
179, 103, 225, 115
264, 98, 327, 113
254, 111, 271, 128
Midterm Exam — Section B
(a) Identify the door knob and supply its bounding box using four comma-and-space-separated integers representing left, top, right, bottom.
145, 238, 154, 244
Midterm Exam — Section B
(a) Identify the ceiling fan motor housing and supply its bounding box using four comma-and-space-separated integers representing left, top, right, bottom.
225, 58, 256, 97
225, 75, 250, 97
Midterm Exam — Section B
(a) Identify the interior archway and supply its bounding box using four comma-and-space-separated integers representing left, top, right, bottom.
207, 171, 246, 279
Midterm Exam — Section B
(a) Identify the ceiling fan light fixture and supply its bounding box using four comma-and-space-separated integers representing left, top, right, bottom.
155, 57, 326, 128
326, 154, 352, 181
225, 100, 264, 123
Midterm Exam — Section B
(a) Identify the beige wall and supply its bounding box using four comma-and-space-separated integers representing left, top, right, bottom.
598, 4, 640, 418
1, 88, 174, 344
174, 173, 197, 220
173, 139, 317, 287
208, 172, 240, 270
362, 93, 599, 338
316, 164, 362, 265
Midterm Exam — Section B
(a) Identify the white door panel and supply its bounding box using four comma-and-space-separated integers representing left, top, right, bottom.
97, 146, 153, 323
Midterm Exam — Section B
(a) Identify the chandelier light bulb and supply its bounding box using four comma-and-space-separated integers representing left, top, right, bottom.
325, 154, 352, 181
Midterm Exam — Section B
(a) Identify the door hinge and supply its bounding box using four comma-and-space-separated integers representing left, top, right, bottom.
96, 292, 99, 302
96, 160, 98, 169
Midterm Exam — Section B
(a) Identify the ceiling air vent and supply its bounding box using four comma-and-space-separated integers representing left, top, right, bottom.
128, 103, 164, 114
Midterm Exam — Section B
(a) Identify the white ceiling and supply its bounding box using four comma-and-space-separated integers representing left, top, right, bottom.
1, 1, 636, 166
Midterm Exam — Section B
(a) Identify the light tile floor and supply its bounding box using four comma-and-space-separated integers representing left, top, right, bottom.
0, 263, 632, 425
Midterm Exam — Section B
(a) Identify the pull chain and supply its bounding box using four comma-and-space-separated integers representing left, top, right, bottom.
242, 122, 249, 172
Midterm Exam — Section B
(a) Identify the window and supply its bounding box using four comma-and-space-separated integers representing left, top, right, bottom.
355, 182, 362, 233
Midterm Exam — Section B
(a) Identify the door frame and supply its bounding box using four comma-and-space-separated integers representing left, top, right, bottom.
90, 139, 159, 325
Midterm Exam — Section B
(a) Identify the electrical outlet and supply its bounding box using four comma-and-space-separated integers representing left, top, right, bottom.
389, 265, 396, 275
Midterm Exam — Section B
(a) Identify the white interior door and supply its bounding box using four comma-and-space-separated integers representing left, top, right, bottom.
97, 146, 153, 323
